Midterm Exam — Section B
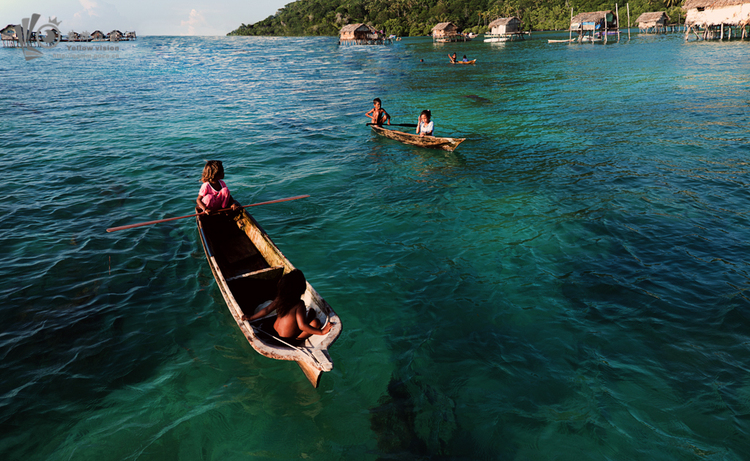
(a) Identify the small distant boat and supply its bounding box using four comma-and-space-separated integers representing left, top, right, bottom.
548, 38, 576, 43
371, 125, 466, 152
197, 206, 342, 388
450, 59, 476, 64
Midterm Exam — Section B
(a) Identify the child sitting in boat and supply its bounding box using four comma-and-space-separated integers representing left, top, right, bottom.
242, 269, 331, 343
196, 160, 240, 215
416, 110, 433, 137
365, 98, 391, 126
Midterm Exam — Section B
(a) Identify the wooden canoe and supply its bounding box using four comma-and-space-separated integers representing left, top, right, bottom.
371, 125, 466, 152
450, 59, 476, 64
197, 206, 341, 388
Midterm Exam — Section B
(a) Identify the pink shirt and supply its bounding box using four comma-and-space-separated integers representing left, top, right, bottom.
199, 180, 231, 210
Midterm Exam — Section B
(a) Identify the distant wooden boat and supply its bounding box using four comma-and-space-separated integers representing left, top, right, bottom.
197, 207, 342, 388
548, 38, 576, 43
371, 125, 466, 152
450, 59, 476, 64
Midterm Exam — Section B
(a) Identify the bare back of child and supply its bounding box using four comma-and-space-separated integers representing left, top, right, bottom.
243, 269, 331, 342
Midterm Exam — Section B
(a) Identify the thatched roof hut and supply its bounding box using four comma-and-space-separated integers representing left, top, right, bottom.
339, 23, 377, 41
488, 17, 522, 34
125, 31, 137, 40
90, 30, 105, 40
108, 30, 123, 41
636, 12, 670, 28
1, 24, 17, 39
570, 11, 618, 30
683, 0, 750, 26
339, 23, 387, 45
431, 22, 459, 39
1, 24, 17, 47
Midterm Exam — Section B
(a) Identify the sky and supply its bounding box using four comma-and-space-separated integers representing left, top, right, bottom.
1, 0, 292, 36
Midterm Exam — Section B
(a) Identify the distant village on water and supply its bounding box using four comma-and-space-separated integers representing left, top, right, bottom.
1, 25, 136, 48
338, 1, 750, 45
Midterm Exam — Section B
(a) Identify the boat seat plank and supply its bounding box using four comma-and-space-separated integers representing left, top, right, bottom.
226, 265, 284, 282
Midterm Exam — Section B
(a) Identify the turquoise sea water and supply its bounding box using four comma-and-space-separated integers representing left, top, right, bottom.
2, 32, 750, 460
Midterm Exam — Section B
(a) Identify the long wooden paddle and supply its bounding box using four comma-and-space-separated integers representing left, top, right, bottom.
106, 195, 310, 233
367, 122, 418, 128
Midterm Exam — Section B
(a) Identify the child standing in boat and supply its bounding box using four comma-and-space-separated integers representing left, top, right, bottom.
416, 110, 433, 137
196, 160, 240, 214
365, 98, 391, 126
242, 269, 332, 343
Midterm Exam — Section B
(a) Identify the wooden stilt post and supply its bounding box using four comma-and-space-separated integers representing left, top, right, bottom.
605, 10, 609, 42
616, 3, 620, 40
570, 7, 573, 41
627, 3, 631, 39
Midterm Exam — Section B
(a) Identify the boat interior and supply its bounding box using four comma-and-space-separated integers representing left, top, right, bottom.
200, 212, 284, 317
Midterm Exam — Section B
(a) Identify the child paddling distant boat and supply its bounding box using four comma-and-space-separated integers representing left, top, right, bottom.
365, 98, 391, 126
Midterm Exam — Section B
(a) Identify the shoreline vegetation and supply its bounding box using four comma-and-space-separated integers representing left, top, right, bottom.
227, 0, 685, 37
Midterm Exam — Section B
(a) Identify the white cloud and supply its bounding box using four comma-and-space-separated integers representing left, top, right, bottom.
181, 9, 206, 35
74, 0, 99, 19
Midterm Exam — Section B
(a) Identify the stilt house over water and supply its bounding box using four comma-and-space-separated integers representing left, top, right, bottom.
636, 12, 670, 32
1, 25, 17, 46
570, 10, 619, 41
683, 0, 750, 39
339, 23, 388, 45
484, 17, 524, 42
108, 30, 123, 41
432, 22, 468, 42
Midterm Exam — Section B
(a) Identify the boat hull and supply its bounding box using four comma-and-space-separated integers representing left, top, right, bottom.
371, 125, 466, 152
197, 207, 341, 387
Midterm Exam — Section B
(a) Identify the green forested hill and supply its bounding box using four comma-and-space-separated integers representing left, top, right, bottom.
228, 0, 685, 36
